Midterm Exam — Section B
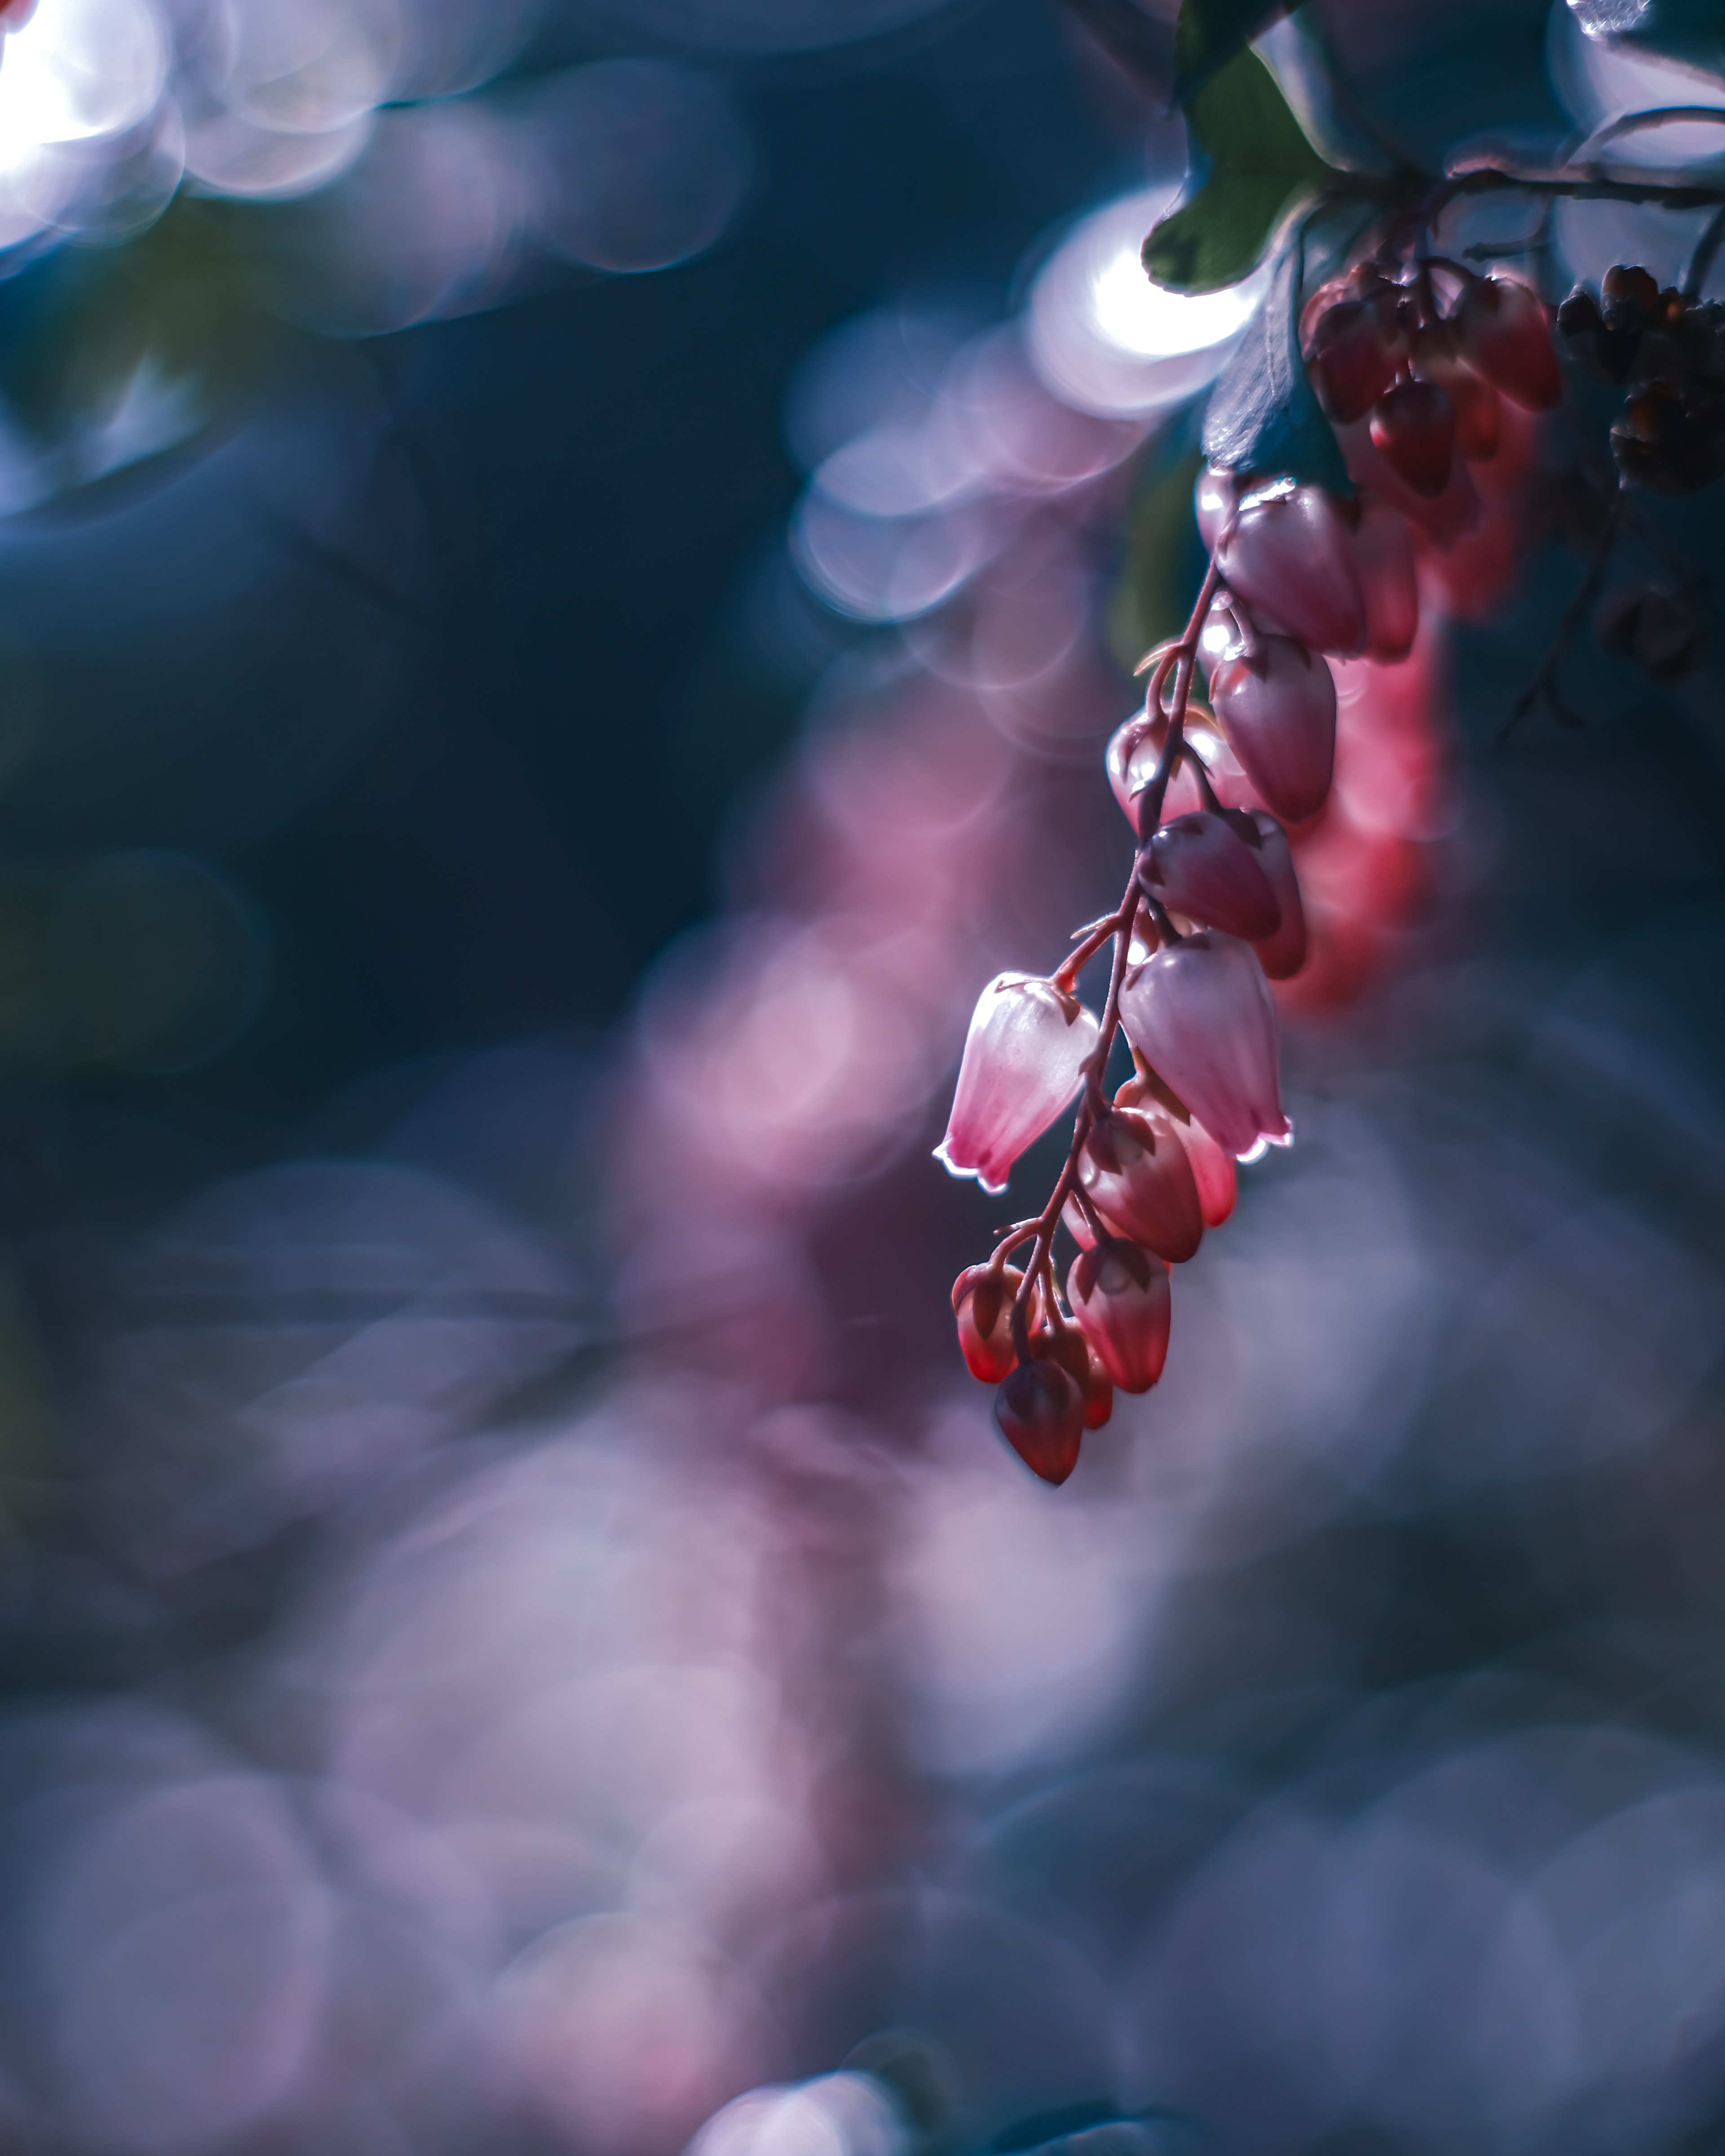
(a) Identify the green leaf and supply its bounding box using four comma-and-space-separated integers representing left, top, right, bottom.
1172, 0, 1296, 104
1108, 441, 1207, 674
1568, 0, 1725, 80
1143, 44, 1343, 293
1200, 237, 1353, 493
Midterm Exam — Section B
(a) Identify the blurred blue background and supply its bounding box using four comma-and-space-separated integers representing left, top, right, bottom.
0, 4, 1719, 2155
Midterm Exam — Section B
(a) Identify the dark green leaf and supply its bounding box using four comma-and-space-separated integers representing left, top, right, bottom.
1172, 0, 1295, 104
1107, 441, 1207, 672
1568, 0, 1725, 80
1143, 44, 1342, 293
1201, 238, 1353, 493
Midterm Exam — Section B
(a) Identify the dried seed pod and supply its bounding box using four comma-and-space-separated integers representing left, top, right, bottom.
1595, 583, 1706, 683
1454, 272, 1560, 411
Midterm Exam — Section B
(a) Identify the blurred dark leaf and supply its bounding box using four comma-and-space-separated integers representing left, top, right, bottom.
1201, 237, 1353, 490
1143, 44, 1344, 292
0, 198, 274, 456
1108, 440, 1206, 670
988, 2104, 1196, 2155
1172, 0, 1294, 103
1059, 0, 1173, 93
1568, 0, 1725, 78
991, 2101, 1121, 2149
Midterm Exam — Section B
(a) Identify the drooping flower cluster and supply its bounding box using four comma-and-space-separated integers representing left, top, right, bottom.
937, 264, 1563, 1487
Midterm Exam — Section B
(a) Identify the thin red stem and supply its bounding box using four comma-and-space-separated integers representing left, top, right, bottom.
1010, 548, 1222, 1361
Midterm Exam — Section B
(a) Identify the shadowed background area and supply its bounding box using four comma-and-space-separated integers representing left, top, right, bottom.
0, 2, 1720, 2154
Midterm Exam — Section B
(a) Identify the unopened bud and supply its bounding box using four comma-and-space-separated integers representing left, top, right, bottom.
1140, 810, 1282, 942
994, 1359, 1085, 1485
1068, 1241, 1172, 1395
1079, 1107, 1203, 1264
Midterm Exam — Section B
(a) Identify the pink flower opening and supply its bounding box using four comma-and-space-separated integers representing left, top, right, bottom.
1117, 932, 1287, 1159
935, 973, 1100, 1195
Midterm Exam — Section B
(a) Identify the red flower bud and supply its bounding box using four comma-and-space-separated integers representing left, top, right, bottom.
1216, 487, 1367, 657
1043, 1322, 1115, 1430
952, 1264, 1026, 1383
1344, 496, 1419, 663
1068, 1241, 1172, 1394
1454, 274, 1560, 412
1307, 296, 1404, 423
1411, 325, 1500, 461
1078, 1106, 1203, 1263
1369, 380, 1457, 499
1177, 1110, 1238, 1226
1115, 1075, 1237, 1225
1246, 813, 1307, 980
1209, 636, 1336, 826
994, 1359, 1084, 1484
937, 975, 1100, 1194
1337, 422, 1482, 547
1118, 932, 1287, 1159
1140, 810, 1282, 942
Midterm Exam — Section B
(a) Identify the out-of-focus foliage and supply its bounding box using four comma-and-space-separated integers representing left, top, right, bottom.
1169, 0, 1292, 103
1141, 46, 1341, 293
1198, 239, 1353, 487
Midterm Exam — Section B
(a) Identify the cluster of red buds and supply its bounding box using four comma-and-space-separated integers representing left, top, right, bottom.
938, 265, 1562, 1486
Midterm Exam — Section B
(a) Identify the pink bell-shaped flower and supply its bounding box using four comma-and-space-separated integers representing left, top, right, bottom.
1216, 486, 1367, 656
1078, 1106, 1203, 1264
1180, 1112, 1238, 1225
1247, 813, 1308, 980
1117, 931, 1287, 1158
936, 975, 1100, 1194
1068, 1241, 1171, 1395
1209, 636, 1337, 826
1140, 810, 1281, 941
1346, 495, 1419, 662
994, 1359, 1084, 1484
1116, 1076, 1237, 1225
